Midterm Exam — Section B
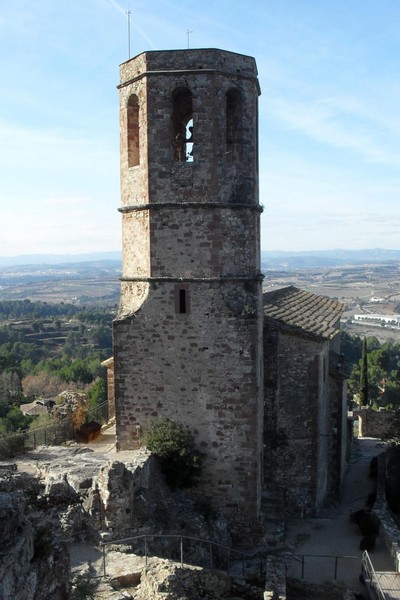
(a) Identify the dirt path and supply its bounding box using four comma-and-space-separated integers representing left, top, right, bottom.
285, 437, 393, 594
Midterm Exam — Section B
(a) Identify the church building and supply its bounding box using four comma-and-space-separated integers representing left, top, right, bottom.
111, 48, 348, 534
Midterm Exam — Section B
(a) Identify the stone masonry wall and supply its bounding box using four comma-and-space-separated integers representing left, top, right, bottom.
328, 374, 347, 499
114, 281, 263, 522
263, 324, 331, 516
354, 407, 391, 438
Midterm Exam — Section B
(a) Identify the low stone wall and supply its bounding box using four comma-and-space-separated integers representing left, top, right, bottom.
353, 407, 391, 438
373, 453, 400, 571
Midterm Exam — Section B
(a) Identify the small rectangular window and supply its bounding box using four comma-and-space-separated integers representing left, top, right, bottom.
179, 289, 187, 313
175, 285, 190, 314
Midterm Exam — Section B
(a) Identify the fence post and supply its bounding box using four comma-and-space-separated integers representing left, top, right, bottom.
102, 545, 106, 578
180, 537, 183, 567
145, 537, 148, 566
33, 432, 36, 449
334, 556, 338, 580
301, 555, 305, 579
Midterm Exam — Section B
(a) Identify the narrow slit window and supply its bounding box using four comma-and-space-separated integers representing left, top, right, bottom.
175, 285, 190, 314
226, 88, 242, 162
179, 289, 187, 313
127, 94, 140, 167
172, 88, 193, 162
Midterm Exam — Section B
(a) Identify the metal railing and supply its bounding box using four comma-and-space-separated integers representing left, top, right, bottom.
361, 550, 387, 600
284, 552, 360, 581
99, 535, 365, 584
0, 398, 110, 455
26, 418, 75, 448
100, 534, 266, 579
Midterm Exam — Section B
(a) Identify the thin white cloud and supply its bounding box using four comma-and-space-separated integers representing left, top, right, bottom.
0, 192, 120, 256
105, 0, 157, 49
39, 197, 90, 208
269, 96, 400, 168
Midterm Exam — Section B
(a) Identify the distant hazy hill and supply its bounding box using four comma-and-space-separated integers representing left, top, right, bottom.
261, 249, 400, 269
1, 249, 400, 271
0, 251, 122, 268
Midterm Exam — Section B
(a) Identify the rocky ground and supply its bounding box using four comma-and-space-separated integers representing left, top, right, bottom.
1, 426, 397, 599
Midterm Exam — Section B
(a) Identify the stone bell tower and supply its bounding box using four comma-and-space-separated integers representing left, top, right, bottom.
113, 48, 263, 523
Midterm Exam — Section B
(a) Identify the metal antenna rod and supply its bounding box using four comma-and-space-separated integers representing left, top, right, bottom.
126, 9, 132, 58
186, 28, 193, 49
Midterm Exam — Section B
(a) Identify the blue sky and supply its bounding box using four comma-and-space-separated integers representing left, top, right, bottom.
1, 0, 399, 256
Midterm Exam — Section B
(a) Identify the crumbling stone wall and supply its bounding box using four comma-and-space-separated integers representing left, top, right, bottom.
114, 49, 263, 525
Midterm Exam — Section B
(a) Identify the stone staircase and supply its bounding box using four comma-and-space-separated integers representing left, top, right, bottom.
261, 482, 285, 545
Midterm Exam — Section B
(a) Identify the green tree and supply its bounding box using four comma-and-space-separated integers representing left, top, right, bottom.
143, 418, 203, 488
0, 406, 32, 433
360, 337, 369, 406
380, 381, 400, 409
87, 378, 107, 411
340, 331, 362, 364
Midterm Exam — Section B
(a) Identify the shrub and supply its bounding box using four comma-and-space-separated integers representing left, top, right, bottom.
143, 417, 203, 488
70, 573, 98, 600
0, 431, 26, 458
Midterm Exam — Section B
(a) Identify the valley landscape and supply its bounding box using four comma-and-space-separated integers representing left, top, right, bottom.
2, 250, 400, 343
262, 259, 400, 343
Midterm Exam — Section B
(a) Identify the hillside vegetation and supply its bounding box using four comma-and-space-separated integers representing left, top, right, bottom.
0, 299, 114, 436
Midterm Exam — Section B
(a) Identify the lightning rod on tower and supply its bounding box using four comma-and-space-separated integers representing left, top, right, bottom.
186, 29, 193, 49
126, 8, 132, 58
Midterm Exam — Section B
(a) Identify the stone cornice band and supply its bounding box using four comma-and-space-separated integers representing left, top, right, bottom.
118, 69, 261, 96
119, 202, 263, 214
121, 274, 264, 283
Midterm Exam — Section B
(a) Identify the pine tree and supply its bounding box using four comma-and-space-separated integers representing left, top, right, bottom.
359, 337, 369, 406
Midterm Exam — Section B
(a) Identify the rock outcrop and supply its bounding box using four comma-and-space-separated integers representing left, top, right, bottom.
53, 390, 89, 430
0, 490, 70, 600
33, 445, 230, 554
1, 444, 232, 598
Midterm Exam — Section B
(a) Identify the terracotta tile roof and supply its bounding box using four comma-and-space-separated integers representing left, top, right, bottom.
263, 285, 344, 339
